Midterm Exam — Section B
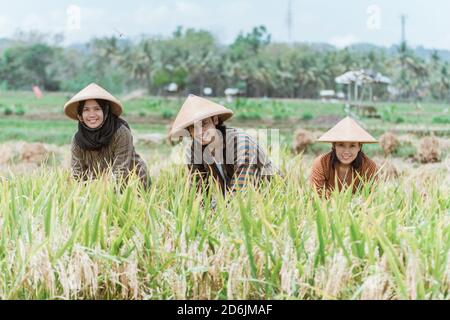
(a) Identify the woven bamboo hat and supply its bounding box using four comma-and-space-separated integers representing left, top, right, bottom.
64, 83, 123, 120
317, 116, 377, 143
169, 94, 233, 137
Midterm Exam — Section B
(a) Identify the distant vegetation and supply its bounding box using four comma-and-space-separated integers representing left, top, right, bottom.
0, 26, 449, 101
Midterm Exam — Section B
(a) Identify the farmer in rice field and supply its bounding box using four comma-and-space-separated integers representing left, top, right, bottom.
169, 94, 279, 196
64, 83, 151, 189
310, 116, 377, 196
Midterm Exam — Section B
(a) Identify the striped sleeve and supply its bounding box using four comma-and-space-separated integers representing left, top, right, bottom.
230, 133, 260, 192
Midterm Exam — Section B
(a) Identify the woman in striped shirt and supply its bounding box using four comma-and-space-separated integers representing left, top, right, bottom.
169, 94, 280, 196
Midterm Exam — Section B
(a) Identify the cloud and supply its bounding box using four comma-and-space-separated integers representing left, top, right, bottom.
21, 13, 44, 31
329, 34, 359, 48
78, 6, 107, 23
174, 1, 205, 17
2, 11, 64, 39
0, 15, 12, 37
131, 0, 254, 43
133, 1, 207, 32
437, 35, 450, 50
297, 11, 318, 25
134, 4, 170, 27
64, 6, 116, 43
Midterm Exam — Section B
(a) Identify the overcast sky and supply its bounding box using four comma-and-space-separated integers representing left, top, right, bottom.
0, 0, 449, 49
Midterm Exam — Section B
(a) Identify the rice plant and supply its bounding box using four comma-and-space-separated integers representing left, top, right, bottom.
0, 152, 448, 299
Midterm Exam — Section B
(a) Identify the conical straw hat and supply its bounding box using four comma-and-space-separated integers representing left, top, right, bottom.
64, 83, 123, 120
317, 116, 377, 143
169, 94, 233, 137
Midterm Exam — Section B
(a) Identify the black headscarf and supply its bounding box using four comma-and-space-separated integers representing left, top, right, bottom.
74, 99, 130, 151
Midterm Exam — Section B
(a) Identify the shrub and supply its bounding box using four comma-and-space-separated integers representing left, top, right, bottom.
273, 109, 289, 120
15, 107, 25, 116
381, 105, 397, 122
4, 107, 13, 116
237, 111, 262, 120
432, 116, 450, 124
146, 100, 162, 110
160, 109, 175, 119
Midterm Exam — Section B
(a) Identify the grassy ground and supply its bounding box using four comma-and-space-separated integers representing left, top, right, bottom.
1, 90, 449, 122
1, 91, 449, 150
2, 90, 343, 117
0, 117, 170, 145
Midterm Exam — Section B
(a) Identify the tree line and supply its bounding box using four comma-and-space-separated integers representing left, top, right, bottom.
0, 26, 449, 101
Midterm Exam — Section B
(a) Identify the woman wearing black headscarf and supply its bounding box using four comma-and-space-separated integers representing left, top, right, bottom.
64, 83, 151, 190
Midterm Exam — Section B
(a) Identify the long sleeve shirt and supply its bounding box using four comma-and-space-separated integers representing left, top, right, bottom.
187, 127, 280, 195
310, 151, 377, 196
71, 125, 150, 189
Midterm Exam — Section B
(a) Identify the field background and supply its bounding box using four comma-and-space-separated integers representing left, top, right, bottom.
0, 90, 449, 299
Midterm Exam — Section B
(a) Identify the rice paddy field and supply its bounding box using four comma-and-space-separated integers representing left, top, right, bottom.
0, 90, 449, 299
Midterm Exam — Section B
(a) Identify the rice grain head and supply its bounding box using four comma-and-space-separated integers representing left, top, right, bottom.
360, 255, 392, 300
323, 252, 350, 299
